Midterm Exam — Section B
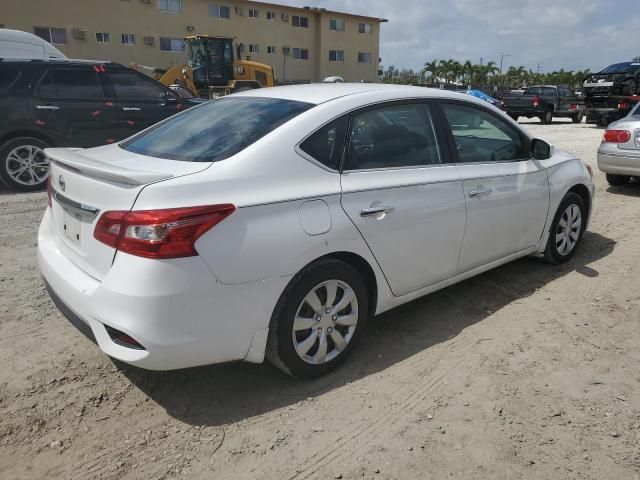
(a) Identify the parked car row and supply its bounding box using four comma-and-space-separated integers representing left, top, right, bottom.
0, 58, 201, 191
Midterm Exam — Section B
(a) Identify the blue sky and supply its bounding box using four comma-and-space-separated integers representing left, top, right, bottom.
275, 0, 640, 73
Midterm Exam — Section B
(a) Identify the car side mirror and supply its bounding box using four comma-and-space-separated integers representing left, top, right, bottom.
532, 138, 553, 160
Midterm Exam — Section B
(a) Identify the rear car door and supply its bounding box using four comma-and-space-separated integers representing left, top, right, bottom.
340, 101, 466, 296
103, 68, 183, 139
29, 65, 112, 147
439, 101, 550, 273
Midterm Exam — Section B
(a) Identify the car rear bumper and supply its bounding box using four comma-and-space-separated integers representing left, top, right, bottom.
597, 149, 640, 176
38, 209, 290, 370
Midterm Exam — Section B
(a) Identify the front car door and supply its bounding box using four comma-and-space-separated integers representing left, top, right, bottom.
439, 101, 550, 273
103, 68, 182, 140
29, 65, 111, 147
340, 101, 467, 297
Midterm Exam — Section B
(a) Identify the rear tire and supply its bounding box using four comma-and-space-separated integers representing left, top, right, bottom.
598, 115, 610, 128
571, 112, 584, 123
543, 192, 587, 264
266, 259, 368, 378
0, 137, 50, 192
540, 108, 553, 125
606, 174, 630, 186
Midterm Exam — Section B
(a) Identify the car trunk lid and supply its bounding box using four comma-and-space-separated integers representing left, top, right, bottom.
46, 144, 210, 280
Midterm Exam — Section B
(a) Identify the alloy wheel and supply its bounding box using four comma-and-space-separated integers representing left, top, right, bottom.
6, 145, 49, 186
292, 279, 358, 365
555, 204, 582, 256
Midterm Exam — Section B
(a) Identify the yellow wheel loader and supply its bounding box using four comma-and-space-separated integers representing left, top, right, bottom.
132, 35, 274, 98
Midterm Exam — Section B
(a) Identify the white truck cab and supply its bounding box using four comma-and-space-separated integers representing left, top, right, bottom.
0, 28, 67, 59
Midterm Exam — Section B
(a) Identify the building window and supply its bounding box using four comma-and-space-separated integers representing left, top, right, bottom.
329, 50, 344, 62
33, 27, 67, 45
248, 9, 259, 18
95, 32, 111, 43
292, 48, 309, 60
209, 4, 231, 18
358, 52, 373, 64
121, 33, 136, 45
249, 44, 259, 54
158, 0, 182, 13
358, 23, 373, 34
267, 46, 276, 54
160, 37, 185, 52
329, 19, 345, 31
292, 16, 309, 28
266, 11, 277, 20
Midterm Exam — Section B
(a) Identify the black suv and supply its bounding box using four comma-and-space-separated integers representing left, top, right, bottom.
0, 59, 200, 191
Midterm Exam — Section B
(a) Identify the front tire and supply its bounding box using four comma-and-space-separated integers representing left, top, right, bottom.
266, 259, 368, 378
0, 137, 50, 191
606, 173, 630, 186
543, 192, 587, 264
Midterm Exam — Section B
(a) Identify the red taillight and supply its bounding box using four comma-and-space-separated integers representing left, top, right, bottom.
569, 104, 577, 110
603, 130, 631, 143
94, 204, 236, 259
532, 96, 541, 107
619, 101, 629, 111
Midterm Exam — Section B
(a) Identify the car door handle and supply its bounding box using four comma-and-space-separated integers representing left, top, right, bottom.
468, 187, 493, 198
122, 106, 142, 111
36, 105, 60, 110
360, 206, 394, 217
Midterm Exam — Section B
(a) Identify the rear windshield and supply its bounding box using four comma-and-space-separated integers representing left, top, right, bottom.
600, 63, 640, 74
121, 97, 313, 162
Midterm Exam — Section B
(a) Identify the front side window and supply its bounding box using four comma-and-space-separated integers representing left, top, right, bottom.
0, 65, 21, 96
122, 97, 313, 162
105, 71, 167, 99
358, 52, 373, 64
300, 116, 348, 170
158, 0, 182, 13
358, 23, 372, 34
34, 26, 67, 45
346, 103, 442, 170
37, 69, 103, 98
159, 37, 185, 52
292, 15, 309, 28
441, 103, 526, 163
329, 19, 345, 31
329, 50, 344, 62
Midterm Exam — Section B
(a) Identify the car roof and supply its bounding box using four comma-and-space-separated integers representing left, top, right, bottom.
0, 57, 120, 66
233, 83, 474, 105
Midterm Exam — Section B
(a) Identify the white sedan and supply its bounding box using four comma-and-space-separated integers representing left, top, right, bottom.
597, 101, 640, 186
38, 84, 594, 377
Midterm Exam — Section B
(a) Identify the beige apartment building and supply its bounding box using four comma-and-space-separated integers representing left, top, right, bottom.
1, 0, 386, 83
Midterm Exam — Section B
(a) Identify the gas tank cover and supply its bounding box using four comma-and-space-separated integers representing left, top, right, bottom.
299, 199, 332, 236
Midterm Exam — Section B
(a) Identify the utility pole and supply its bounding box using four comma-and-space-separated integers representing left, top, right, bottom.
499, 53, 512, 76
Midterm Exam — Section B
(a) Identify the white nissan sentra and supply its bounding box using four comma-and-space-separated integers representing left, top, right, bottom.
38, 84, 594, 377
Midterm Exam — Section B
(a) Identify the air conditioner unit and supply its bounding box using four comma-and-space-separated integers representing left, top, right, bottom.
282, 46, 291, 55
281, 14, 290, 22
235, 6, 244, 15
73, 28, 86, 40
143, 35, 155, 45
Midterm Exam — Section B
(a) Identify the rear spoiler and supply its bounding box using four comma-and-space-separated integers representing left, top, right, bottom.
45, 148, 172, 186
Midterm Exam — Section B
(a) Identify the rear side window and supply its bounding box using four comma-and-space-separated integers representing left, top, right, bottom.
105, 70, 167, 99
345, 103, 442, 170
0, 65, 20, 95
37, 69, 104, 98
122, 97, 313, 162
300, 117, 348, 170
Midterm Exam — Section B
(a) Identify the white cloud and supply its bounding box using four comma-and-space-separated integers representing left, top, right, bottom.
270, 0, 640, 73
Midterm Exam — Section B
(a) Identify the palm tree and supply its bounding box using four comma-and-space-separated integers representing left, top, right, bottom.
423, 60, 440, 83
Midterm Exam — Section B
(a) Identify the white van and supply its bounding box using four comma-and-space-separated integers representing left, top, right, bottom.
0, 28, 67, 59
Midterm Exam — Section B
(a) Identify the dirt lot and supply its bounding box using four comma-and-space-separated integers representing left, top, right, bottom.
1, 119, 639, 480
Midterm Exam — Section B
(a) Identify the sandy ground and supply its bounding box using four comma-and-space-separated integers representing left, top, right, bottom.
1, 119, 639, 480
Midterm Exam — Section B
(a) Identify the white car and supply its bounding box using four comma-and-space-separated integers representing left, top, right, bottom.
597, 101, 640, 186
38, 84, 595, 377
